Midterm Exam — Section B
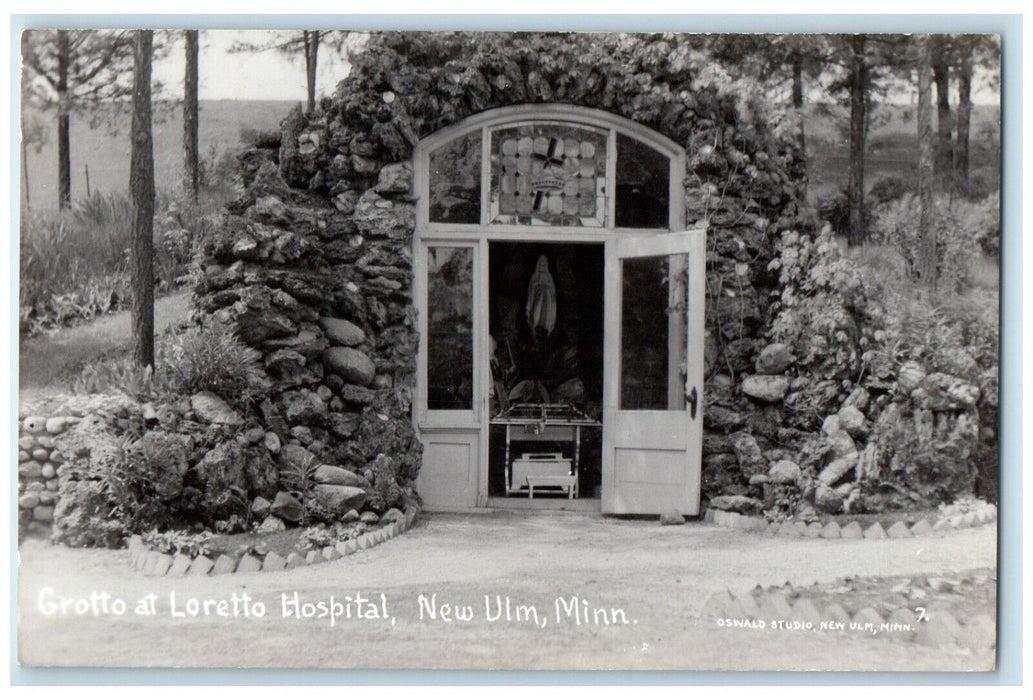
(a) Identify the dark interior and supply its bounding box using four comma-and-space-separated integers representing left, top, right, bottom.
487, 242, 605, 498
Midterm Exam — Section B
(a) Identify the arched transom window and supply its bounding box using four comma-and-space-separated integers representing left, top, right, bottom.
415, 105, 686, 233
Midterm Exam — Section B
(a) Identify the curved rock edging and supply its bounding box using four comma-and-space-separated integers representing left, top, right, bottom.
126, 504, 421, 577
703, 502, 997, 539
700, 583, 995, 650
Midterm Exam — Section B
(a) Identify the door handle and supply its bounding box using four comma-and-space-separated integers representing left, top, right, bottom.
686, 386, 698, 420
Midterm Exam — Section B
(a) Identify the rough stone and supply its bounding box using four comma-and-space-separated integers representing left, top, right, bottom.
313, 465, 371, 489
236, 554, 262, 573
742, 374, 790, 402
821, 414, 842, 437
898, 361, 927, 392
910, 519, 933, 536
319, 317, 366, 346
251, 496, 272, 519
189, 555, 214, 576
190, 391, 243, 426
709, 495, 764, 515
731, 432, 767, 479
660, 511, 686, 526
374, 162, 414, 194
815, 483, 845, 514
820, 521, 842, 539
863, 522, 887, 539
323, 347, 376, 387
263, 431, 282, 453
818, 453, 857, 486
886, 521, 913, 538
312, 484, 368, 516
262, 552, 287, 571
212, 555, 237, 575
755, 343, 792, 374
282, 390, 328, 425
286, 553, 308, 569
257, 515, 286, 532
270, 491, 304, 523
380, 507, 406, 524
914, 373, 980, 411
767, 460, 801, 485
836, 405, 867, 438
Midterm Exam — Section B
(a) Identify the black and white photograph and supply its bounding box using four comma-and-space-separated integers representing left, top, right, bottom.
13, 18, 1009, 675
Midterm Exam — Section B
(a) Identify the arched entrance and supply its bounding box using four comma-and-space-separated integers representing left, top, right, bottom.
412, 105, 705, 514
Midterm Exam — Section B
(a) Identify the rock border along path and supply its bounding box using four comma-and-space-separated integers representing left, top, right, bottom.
703, 502, 997, 539
126, 505, 420, 577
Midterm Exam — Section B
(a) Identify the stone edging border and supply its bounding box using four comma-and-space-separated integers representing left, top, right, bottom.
127, 505, 421, 577
700, 585, 995, 650
703, 502, 997, 540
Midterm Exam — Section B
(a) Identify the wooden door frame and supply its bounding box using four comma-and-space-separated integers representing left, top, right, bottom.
412, 105, 690, 511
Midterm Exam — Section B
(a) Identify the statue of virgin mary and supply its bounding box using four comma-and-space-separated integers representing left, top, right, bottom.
525, 255, 557, 336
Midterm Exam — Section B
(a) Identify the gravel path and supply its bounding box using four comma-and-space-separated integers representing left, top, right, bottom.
19, 291, 192, 404
17, 511, 997, 671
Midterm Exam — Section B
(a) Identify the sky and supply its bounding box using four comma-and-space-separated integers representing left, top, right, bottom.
151, 30, 358, 102
149, 30, 999, 105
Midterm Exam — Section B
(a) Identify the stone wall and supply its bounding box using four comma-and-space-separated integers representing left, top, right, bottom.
17, 413, 73, 536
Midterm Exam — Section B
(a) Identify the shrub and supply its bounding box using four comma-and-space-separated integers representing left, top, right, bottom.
73, 321, 270, 410
869, 191, 1000, 290
160, 322, 270, 408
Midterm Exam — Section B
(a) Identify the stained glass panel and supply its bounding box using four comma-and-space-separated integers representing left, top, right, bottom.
488, 123, 608, 227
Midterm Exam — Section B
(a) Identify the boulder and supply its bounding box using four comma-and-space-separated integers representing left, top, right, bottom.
323, 347, 376, 387
755, 343, 792, 374
709, 495, 764, 514
190, 392, 243, 427
282, 389, 327, 425
263, 431, 282, 453
660, 511, 686, 526
319, 317, 365, 346
256, 515, 286, 533
312, 465, 371, 489
814, 483, 844, 513
705, 405, 748, 432
279, 443, 316, 473
828, 430, 857, 458
380, 507, 406, 524
312, 484, 368, 517
270, 491, 304, 523
821, 414, 842, 437
837, 405, 867, 438
914, 373, 980, 411
251, 496, 271, 519
731, 432, 767, 478
742, 375, 790, 402
768, 460, 801, 485
898, 361, 927, 392
818, 453, 858, 486
374, 162, 413, 194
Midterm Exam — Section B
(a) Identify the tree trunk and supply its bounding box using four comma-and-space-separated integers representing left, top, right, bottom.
57, 29, 71, 210
846, 34, 869, 246
916, 35, 937, 289
183, 29, 200, 201
791, 52, 807, 197
304, 30, 320, 114
932, 35, 954, 185
130, 30, 155, 369
955, 38, 973, 186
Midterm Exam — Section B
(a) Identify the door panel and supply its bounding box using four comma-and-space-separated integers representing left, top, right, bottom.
415, 242, 483, 510
416, 430, 479, 510
602, 229, 705, 515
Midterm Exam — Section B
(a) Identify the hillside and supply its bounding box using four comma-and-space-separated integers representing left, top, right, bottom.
21, 99, 295, 212
19, 99, 1001, 212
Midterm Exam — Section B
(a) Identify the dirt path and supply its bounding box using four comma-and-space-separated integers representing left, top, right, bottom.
18, 291, 192, 404
17, 511, 997, 671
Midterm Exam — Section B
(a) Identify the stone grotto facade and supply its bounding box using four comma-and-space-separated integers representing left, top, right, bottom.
19, 33, 993, 540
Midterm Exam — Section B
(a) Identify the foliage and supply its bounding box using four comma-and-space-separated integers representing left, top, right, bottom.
158, 322, 270, 409
279, 450, 320, 525
141, 528, 213, 557
869, 191, 1000, 288
19, 188, 220, 335
21, 30, 136, 111
768, 227, 869, 380
73, 321, 270, 410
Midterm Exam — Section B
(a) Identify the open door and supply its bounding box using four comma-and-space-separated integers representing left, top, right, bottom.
414, 242, 483, 510
602, 229, 705, 515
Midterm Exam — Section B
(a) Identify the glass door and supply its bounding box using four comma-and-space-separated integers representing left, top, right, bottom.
601, 229, 705, 514
414, 242, 483, 509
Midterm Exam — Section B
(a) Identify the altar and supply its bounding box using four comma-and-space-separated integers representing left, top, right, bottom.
490, 403, 601, 498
